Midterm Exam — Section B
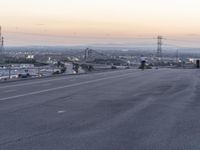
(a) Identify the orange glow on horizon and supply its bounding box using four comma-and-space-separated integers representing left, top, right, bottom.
1, 0, 200, 46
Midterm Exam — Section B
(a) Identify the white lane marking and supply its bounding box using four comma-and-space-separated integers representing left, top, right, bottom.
41, 83, 52, 86
68, 79, 76, 81
57, 110, 66, 114
0, 70, 135, 89
0, 72, 133, 101
2, 90, 16, 93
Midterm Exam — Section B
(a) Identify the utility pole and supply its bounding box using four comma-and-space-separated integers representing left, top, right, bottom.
176, 49, 179, 64
0, 26, 4, 55
1, 37, 4, 53
85, 48, 89, 61
85, 48, 93, 61
0, 26, 2, 54
0, 26, 2, 39
157, 35, 163, 62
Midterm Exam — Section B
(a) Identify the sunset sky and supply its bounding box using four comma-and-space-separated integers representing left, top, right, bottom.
1, 0, 200, 46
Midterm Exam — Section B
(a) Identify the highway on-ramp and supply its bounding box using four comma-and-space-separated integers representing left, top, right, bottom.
1, 69, 200, 150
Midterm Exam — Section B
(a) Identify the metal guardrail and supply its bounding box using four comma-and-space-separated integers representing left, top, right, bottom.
0, 64, 131, 82
0, 67, 62, 81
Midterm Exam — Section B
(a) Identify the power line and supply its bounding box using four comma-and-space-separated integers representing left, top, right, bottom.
165, 38, 200, 43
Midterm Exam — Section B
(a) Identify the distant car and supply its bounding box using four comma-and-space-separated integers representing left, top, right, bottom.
111, 66, 117, 69
18, 73, 31, 78
52, 71, 60, 75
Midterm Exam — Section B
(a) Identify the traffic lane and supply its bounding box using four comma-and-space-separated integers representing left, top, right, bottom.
0, 69, 165, 113
0, 69, 160, 100
0, 69, 188, 116
0, 70, 148, 146
0, 68, 194, 90
0, 69, 139, 89
0, 69, 170, 141
0, 69, 140, 97
0, 69, 193, 118
0, 71, 135, 100
0, 69, 191, 149
2, 70, 199, 150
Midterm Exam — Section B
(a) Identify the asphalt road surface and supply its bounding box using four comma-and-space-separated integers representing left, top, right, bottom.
1, 69, 200, 150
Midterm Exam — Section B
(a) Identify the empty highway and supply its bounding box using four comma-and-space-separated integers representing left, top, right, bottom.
1, 69, 200, 150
